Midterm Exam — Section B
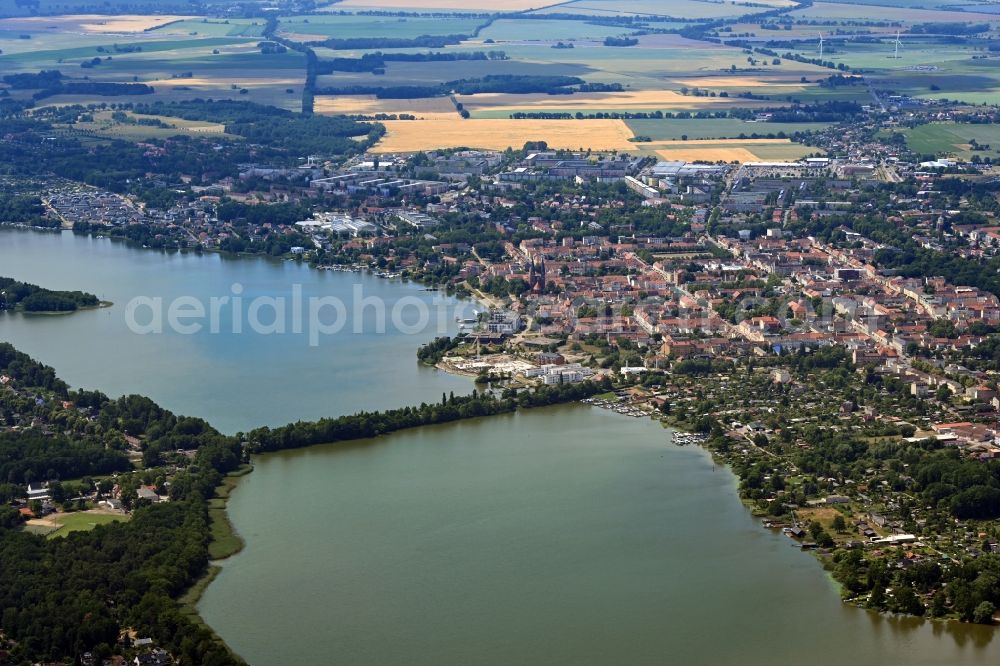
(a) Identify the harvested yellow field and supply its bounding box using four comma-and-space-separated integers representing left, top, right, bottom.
314, 95, 458, 119
372, 119, 636, 153
653, 139, 814, 163
674, 76, 807, 88
654, 147, 761, 163
323, 0, 553, 9
458, 90, 745, 112
0, 15, 195, 33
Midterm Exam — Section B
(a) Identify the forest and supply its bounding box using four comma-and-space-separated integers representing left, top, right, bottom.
0, 276, 100, 312
0, 343, 245, 664
0, 192, 54, 228
31, 82, 154, 101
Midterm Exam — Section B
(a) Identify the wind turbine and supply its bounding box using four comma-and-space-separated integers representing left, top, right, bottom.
818, 32, 825, 60
891, 30, 902, 59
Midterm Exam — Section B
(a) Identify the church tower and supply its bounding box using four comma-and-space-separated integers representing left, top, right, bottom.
530, 257, 546, 294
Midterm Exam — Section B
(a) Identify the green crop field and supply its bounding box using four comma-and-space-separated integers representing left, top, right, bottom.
549, 0, 788, 19
885, 122, 1000, 159
478, 19, 641, 42
278, 14, 487, 39
318, 58, 587, 88
0, 37, 257, 72
790, 1, 1000, 23
626, 118, 832, 140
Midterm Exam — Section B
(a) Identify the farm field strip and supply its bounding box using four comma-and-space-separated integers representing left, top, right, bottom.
790, 0, 1000, 22
313, 95, 460, 118
370, 117, 637, 152
653, 139, 819, 162
0, 14, 197, 33
321, 0, 558, 10
627, 118, 832, 140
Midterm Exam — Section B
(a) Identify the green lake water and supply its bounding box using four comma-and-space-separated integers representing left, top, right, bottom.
201, 406, 998, 665
1, 228, 997, 664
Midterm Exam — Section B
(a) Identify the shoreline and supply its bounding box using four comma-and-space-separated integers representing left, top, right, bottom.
207, 464, 252, 562
669, 419, 999, 629
15, 300, 114, 316
5, 226, 991, 638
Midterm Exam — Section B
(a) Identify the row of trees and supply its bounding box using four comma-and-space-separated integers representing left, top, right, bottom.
247, 380, 608, 453
316, 75, 618, 100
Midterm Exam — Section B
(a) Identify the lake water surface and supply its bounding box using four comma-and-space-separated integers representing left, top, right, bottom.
0, 228, 471, 433
1, 229, 997, 664
199, 406, 999, 665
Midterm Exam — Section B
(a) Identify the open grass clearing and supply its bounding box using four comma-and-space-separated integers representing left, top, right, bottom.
62, 109, 232, 140
372, 117, 637, 152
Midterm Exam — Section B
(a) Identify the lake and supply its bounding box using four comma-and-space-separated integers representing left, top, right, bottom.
199, 405, 998, 665
1, 228, 997, 664
0, 228, 472, 433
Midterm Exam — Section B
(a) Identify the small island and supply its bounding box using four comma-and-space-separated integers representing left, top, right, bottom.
0, 276, 107, 314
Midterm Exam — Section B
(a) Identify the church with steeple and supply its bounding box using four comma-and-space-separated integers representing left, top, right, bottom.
528, 257, 546, 294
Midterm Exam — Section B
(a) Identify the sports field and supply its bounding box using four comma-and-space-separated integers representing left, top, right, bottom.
24, 510, 129, 539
